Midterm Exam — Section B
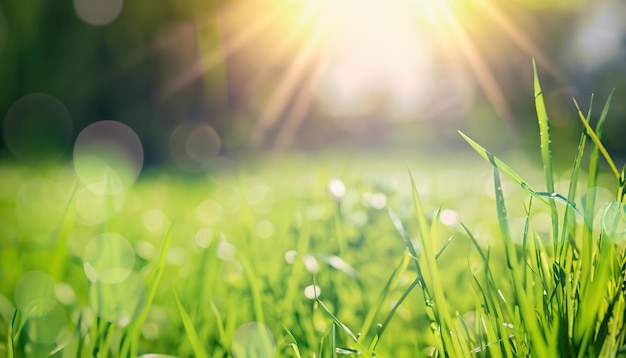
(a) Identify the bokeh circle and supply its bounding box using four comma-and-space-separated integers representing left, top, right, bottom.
73, 120, 143, 195
3, 93, 73, 164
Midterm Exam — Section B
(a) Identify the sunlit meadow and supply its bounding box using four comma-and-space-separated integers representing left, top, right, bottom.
2, 0, 626, 357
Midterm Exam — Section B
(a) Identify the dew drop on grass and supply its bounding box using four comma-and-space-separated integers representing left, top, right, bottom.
88, 272, 145, 326
439, 209, 458, 226
370, 192, 387, 209
73, 120, 143, 195
303, 254, 320, 273
329, 178, 346, 198
13, 271, 57, 318
3, 93, 73, 164
232, 322, 276, 358
304, 285, 321, 299
284, 250, 297, 264
83, 232, 135, 284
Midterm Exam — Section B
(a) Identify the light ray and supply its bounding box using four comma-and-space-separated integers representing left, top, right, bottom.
274, 47, 330, 150
426, 0, 516, 130
250, 6, 329, 146
159, 1, 288, 98
247, 2, 326, 96
475, 0, 562, 80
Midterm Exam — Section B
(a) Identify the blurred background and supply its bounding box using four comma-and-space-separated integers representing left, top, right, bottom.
1, 0, 625, 170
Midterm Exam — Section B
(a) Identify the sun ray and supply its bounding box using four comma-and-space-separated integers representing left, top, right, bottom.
475, 0, 562, 81
157, 0, 566, 148
425, 0, 517, 131
247, 2, 326, 98
250, 5, 329, 146
159, 1, 289, 98
274, 47, 330, 150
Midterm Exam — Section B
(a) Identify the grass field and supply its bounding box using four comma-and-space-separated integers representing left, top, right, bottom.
1, 69, 626, 357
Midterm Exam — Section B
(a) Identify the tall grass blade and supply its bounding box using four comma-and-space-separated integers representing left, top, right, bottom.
240, 255, 265, 324
435, 235, 454, 260
558, 132, 586, 261
372, 277, 421, 352
388, 206, 419, 272
210, 300, 227, 348
575, 92, 615, 296
7, 310, 16, 358
493, 167, 552, 356
173, 290, 209, 358
360, 252, 411, 342
315, 297, 358, 343
283, 325, 303, 358
533, 59, 559, 250
573, 95, 619, 180
123, 223, 174, 357
408, 171, 469, 357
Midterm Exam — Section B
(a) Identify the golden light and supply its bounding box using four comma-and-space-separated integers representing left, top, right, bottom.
317, 0, 435, 120
160, 0, 559, 148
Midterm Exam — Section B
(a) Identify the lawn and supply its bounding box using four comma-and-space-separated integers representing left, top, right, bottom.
1, 71, 626, 357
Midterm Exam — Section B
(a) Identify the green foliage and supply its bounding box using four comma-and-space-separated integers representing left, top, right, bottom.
1, 65, 626, 357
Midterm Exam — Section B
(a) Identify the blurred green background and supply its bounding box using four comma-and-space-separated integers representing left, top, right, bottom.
1, 0, 625, 168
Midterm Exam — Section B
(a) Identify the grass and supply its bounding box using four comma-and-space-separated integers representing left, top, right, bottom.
1, 65, 626, 357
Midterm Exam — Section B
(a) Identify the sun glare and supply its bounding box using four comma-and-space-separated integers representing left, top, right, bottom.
163, 0, 556, 148
318, 0, 434, 120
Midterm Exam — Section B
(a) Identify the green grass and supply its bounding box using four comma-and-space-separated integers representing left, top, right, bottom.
1, 67, 626, 357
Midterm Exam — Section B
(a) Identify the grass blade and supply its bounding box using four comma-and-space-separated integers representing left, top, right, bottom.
493, 167, 552, 356
315, 297, 358, 343
408, 170, 469, 357
533, 59, 559, 248
388, 206, 419, 272
173, 290, 209, 358
573, 94, 619, 181
210, 300, 227, 348
360, 252, 412, 342
123, 223, 174, 357
459, 131, 580, 215
459, 131, 540, 197
435, 235, 454, 260
283, 325, 303, 358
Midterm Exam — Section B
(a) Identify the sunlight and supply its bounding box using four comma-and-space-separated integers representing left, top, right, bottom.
164, 0, 556, 147
318, 0, 434, 119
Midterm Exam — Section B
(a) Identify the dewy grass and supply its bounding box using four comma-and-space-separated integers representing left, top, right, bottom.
456, 67, 626, 356
2, 64, 626, 357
